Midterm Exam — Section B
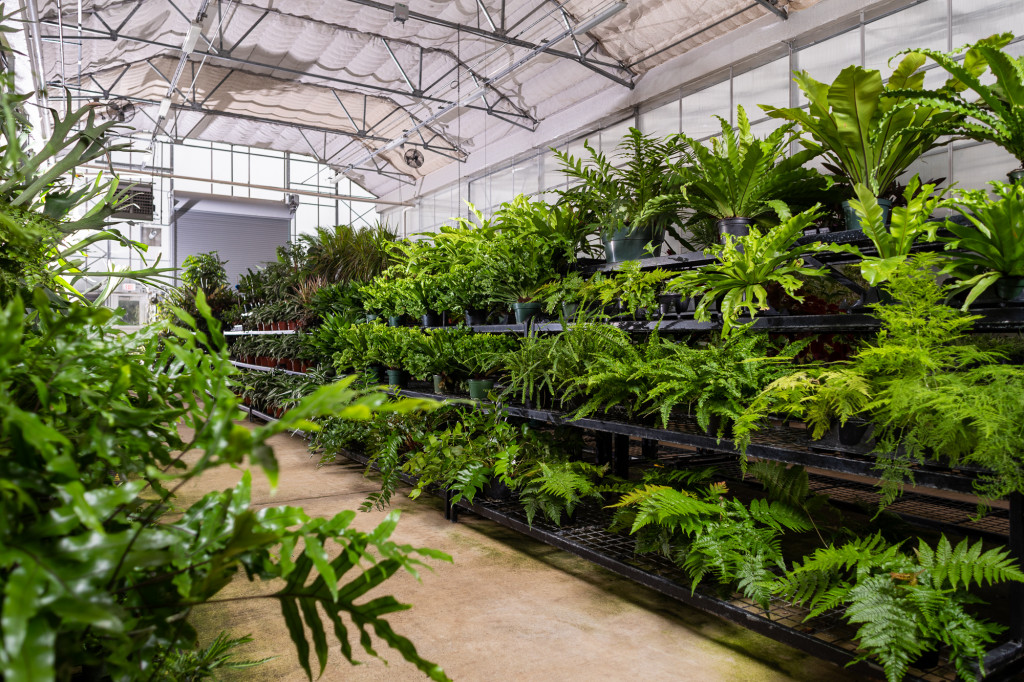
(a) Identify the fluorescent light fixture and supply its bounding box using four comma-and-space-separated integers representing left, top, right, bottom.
573, 1, 627, 35
461, 87, 487, 105
381, 136, 407, 152
157, 97, 172, 119
182, 21, 202, 54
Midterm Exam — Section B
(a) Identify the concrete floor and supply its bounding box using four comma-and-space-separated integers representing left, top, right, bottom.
177, 421, 860, 682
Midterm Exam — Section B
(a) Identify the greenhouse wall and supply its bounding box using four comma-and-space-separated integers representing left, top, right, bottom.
379, 0, 1024, 235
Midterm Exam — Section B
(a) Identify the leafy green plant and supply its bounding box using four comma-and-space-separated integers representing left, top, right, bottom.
515, 459, 608, 526
633, 333, 804, 435
365, 324, 422, 370
536, 272, 589, 315
155, 631, 273, 681
892, 33, 1024, 170
847, 177, 950, 286
777, 534, 1024, 682
761, 54, 959, 197
674, 207, 838, 334
452, 333, 517, 380
609, 260, 674, 317
359, 275, 416, 318
404, 326, 472, 381
671, 106, 830, 236
476, 229, 558, 304
609, 476, 808, 609
402, 409, 525, 505
299, 222, 396, 284
0, 290, 449, 681
940, 181, 1024, 306
553, 127, 689, 245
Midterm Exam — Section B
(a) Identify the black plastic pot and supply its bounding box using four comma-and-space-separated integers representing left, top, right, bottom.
385, 369, 409, 388
716, 217, 754, 241
465, 308, 489, 326
467, 379, 495, 400
997, 276, 1024, 302
657, 293, 684, 316
601, 225, 664, 263
842, 197, 893, 231
482, 476, 512, 501
421, 310, 442, 327
1009, 169, 1024, 185
513, 301, 543, 324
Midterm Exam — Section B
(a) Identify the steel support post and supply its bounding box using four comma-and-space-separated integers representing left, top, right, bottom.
613, 434, 630, 478
1011, 493, 1024, 641
594, 431, 613, 468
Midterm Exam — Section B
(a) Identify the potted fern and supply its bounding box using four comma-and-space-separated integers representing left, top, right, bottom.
477, 232, 556, 324
941, 182, 1024, 305
553, 128, 688, 262
671, 106, 831, 245
453, 333, 516, 399
892, 33, 1024, 184
676, 207, 842, 334
761, 54, 960, 230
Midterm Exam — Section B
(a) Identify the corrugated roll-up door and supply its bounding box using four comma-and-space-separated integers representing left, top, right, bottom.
173, 194, 292, 286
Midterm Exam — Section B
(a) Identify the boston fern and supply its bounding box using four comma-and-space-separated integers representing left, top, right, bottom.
610, 476, 810, 610
632, 332, 802, 436
515, 460, 608, 527
553, 127, 688, 243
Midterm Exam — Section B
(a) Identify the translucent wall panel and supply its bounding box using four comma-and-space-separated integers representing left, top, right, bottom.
681, 80, 730, 139
953, 142, 1019, 191
639, 99, 680, 139
864, 0, 947, 74
953, 0, 1024, 46
249, 154, 284, 201
211, 148, 232, 195
513, 160, 539, 198
232, 151, 249, 197
174, 143, 211, 179
489, 166, 516, 210
540, 149, 566, 194
898, 147, 950, 189
733, 57, 791, 122
599, 118, 635, 156
794, 30, 862, 88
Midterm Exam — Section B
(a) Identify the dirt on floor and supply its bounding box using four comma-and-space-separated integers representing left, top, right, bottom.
175, 421, 861, 682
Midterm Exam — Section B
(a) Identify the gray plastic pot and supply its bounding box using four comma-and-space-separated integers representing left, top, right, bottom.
601, 225, 663, 263
842, 197, 892, 231
467, 379, 495, 400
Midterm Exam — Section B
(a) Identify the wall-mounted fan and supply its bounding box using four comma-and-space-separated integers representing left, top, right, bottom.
404, 148, 424, 169
101, 99, 136, 123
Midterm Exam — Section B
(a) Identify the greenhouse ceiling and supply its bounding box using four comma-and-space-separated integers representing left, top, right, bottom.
24, 0, 818, 197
